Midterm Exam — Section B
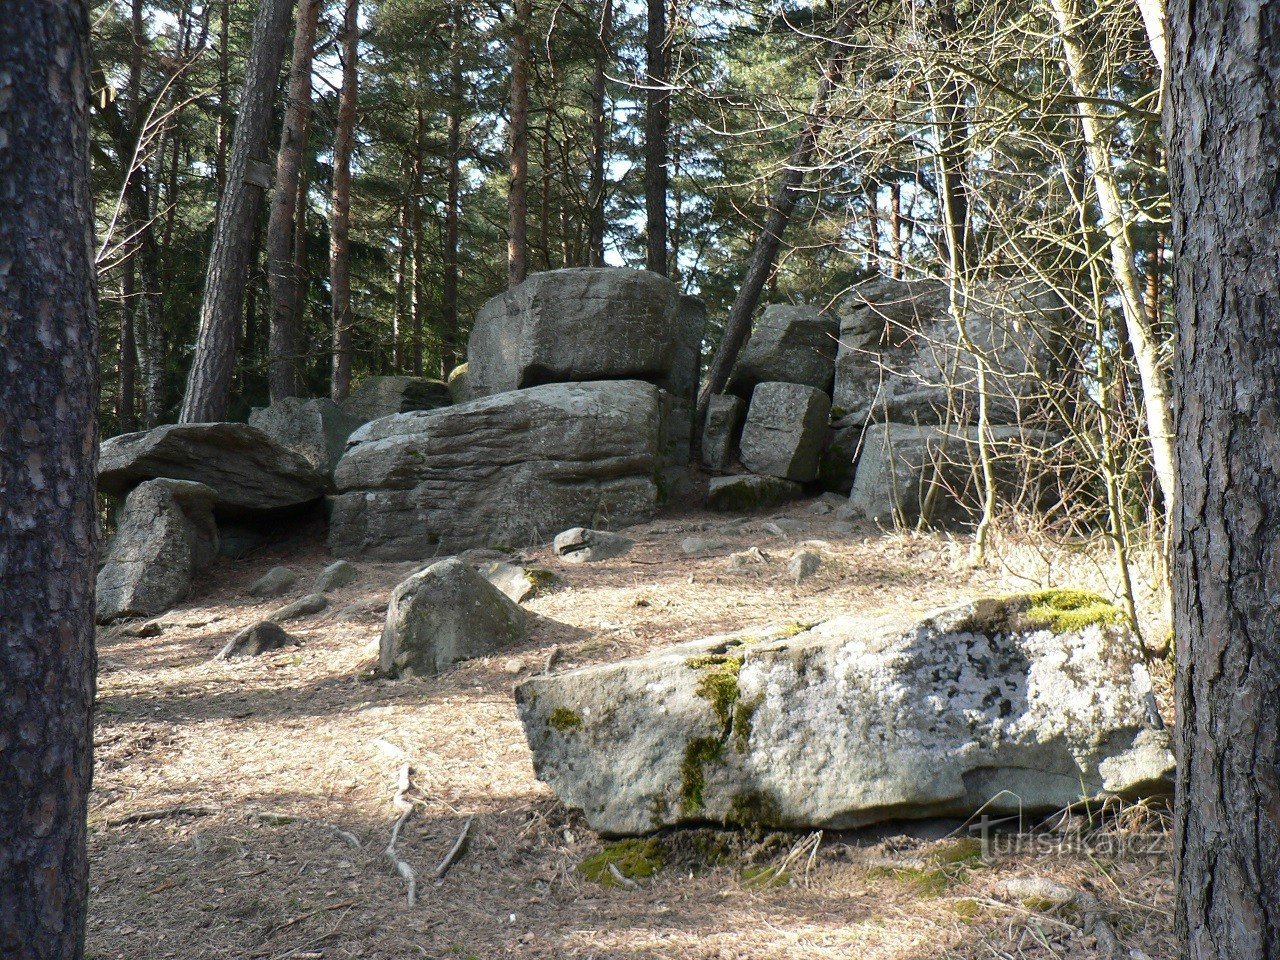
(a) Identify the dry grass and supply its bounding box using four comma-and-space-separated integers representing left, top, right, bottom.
88, 499, 1173, 960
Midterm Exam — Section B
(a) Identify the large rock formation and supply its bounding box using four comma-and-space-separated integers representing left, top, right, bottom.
832, 276, 1060, 425
381, 558, 527, 677
339, 375, 453, 423
738, 382, 831, 482
466, 268, 703, 400
517, 592, 1173, 835
706, 474, 802, 512
248, 397, 361, 475
98, 423, 327, 516
729, 304, 838, 397
329, 380, 662, 560
847, 422, 1053, 527
701, 395, 745, 471
96, 479, 219, 622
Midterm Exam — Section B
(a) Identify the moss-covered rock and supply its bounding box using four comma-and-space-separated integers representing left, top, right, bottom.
579, 838, 665, 886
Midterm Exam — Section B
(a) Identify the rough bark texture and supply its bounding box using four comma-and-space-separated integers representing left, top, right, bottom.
587, 0, 614, 267
181, 0, 295, 423
0, 2, 100, 955
507, 0, 532, 288
267, 0, 320, 403
442, 2, 464, 372
1166, 4, 1280, 957
329, 0, 359, 402
644, 0, 670, 275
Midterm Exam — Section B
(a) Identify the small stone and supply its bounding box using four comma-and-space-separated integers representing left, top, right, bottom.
250, 567, 297, 599
680, 536, 726, 555
726, 546, 771, 572
788, 550, 822, 584
481, 562, 554, 604
504, 658, 527, 675
268, 593, 328, 622
314, 560, 359, 593
810, 501, 833, 515
553, 528, 635, 564
217, 621, 296, 660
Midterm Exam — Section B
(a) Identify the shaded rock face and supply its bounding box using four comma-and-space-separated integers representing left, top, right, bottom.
701, 395, 745, 471
249, 398, 360, 475
329, 380, 661, 560
847, 422, 1053, 527
339, 376, 452, 424
553, 528, 634, 563
217, 621, 295, 660
466, 268, 704, 400
738, 382, 831, 482
96, 479, 219, 622
817, 421, 862, 495
381, 558, 528, 677
98, 423, 327, 517
729, 304, 838, 397
706, 475, 803, 513
517, 594, 1174, 836
832, 277, 1061, 425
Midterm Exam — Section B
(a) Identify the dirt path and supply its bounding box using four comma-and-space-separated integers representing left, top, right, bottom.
89, 500, 1174, 959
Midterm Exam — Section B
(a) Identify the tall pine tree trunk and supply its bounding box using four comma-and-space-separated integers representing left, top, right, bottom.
443, 1, 464, 372
0, 4, 99, 955
508, 0, 532, 287
1167, 4, 1280, 956
268, 0, 319, 403
181, 0, 296, 423
587, 0, 614, 266
329, 0, 359, 402
644, 0, 670, 275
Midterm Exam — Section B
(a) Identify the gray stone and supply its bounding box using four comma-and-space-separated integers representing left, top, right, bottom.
516, 594, 1174, 835
680, 536, 726, 555
267, 593, 328, 622
340, 376, 452, 424
701, 395, 745, 471
656, 390, 696, 504
466, 268, 704, 398
817, 421, 862, 495
847, 422, 1054, 527
739, 382, 831, 482
553, 528, 634, 563
249, 397, 361, 475
314, 560, 360, 592
788, 550, 821, 583
381, 558, 528, 677
217, 621, 296, 660
726, 546, 771, 572
729, 304, 838, 396
446, 363, 471, 403
706, 475, 803, 513
329, 380, 661, 560
96, 479, 219, 622
250, 566, 297, 599
832, 276, 1062, 426
98, 422, 327, 517
480, 561, 554, 604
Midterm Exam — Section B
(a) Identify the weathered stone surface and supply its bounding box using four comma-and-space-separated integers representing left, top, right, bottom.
217, 621, 296, 660
553, 528, 635, 563
250, 566, 296, 599
832, 277, 1061, 425
330, 380, 662, 560
96, 479, 219, 622
656, 390, 696, 503
847, 422, 1053, 527
249, 397, 361, 475
701, 395, 745, 471
381, 558, 528, 677
339, 376, 452, 424
467, 268, 704, 398
267, 593, 328, 622
447, 363, 471, 403
706, 475, 803, 513
314, 560, 360, 592
479, 561, 554, 604
729, 304, 838, 396
98, 423, 327, 517
738, 382, 831, 482
788, 550, 821, 583
517, 593, 1174, 835
817, 420, 862, 495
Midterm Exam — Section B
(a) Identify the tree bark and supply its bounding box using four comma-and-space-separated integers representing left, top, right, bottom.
694, 12, 854, 439
329, 0, 359, 402
508, 0, 532, 288
443, 1, 464, 372
1050, 0, 1177, 520
267, 0, 320, 403
587, 0, 614, 267
181, 0, 296, 423
644, 0, 670, 275
118, 264, 138, 432
1167, 5, 1280, 957
0, 4, 99, 957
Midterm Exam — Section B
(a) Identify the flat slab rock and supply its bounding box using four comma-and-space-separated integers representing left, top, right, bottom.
98, 422, 327, 517
329, 379, 662, 560
517, 592, 1174, 835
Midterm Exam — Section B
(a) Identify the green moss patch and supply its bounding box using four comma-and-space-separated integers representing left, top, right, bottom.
579, 838, 665, 886
957, 589, 1127, 636
726, 790, 781, 828
686, 653, 744, 728
547, 708, 583, 732
741, 864, 792, 889
866, 864, 957, 897
681, 737, 723, 814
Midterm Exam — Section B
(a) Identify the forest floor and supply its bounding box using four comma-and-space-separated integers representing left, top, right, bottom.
88, 495, 1175, 960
